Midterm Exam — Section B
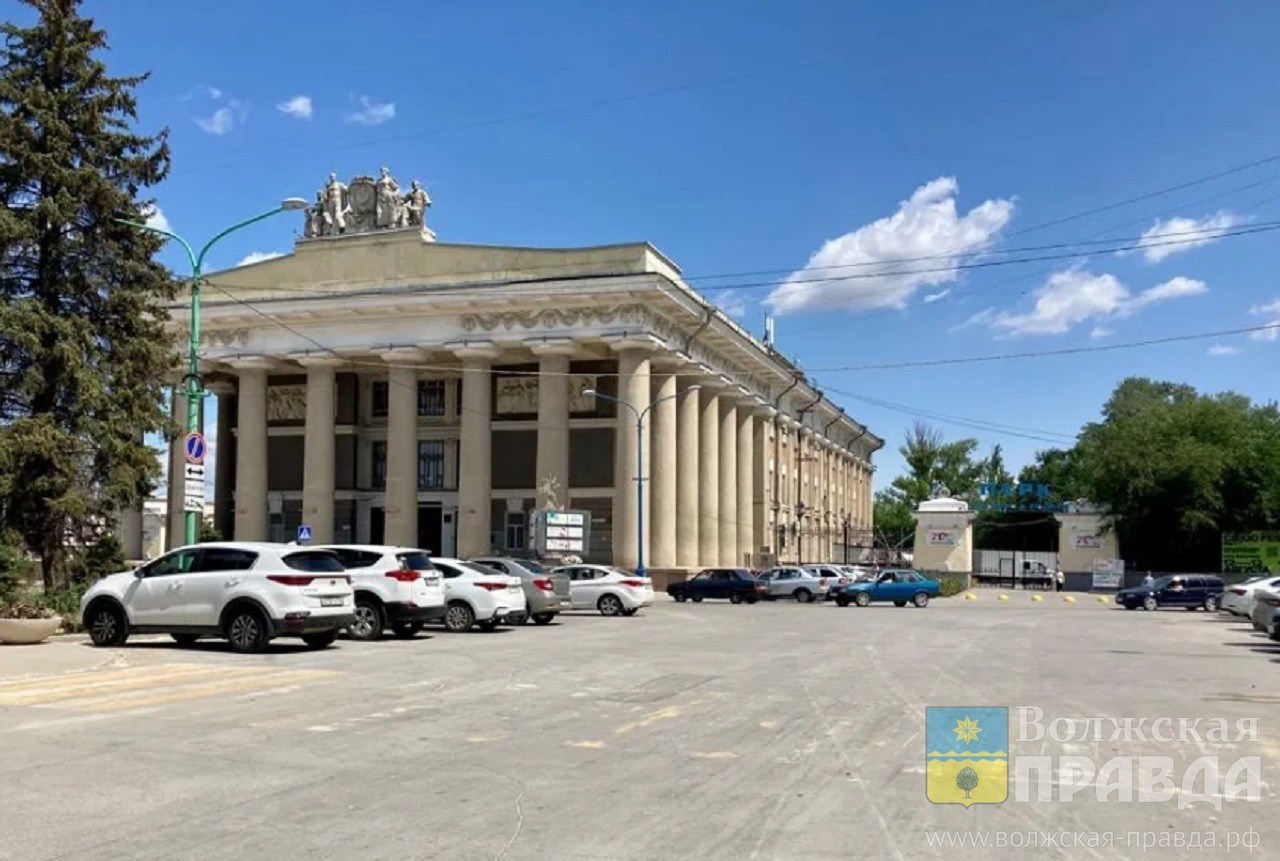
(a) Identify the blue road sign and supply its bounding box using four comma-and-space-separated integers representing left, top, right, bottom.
183, 432, 206, 464
297, 524, 312, 544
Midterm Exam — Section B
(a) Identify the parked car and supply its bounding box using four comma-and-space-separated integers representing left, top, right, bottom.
554, 564, 654, 616
428, 557, 527, 632
315, 545, 446, 640
834, 569, 940, 607
1115, 575, 1225, 611
804, 564, 851, 599
757, 567, 829, 602
80, 543, 355, 653
1249, 586, 1280, 638
667, 569, 766, 604
1220, 576, 1280, 618
469, 557, 567, 625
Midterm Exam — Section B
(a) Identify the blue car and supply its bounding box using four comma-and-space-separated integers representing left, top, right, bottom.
834, 569, 940, 608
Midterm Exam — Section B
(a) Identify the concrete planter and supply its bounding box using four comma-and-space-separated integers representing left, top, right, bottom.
0, 616, 63, 645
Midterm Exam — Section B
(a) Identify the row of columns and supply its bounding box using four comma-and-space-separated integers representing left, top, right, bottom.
186, 344, 870, 567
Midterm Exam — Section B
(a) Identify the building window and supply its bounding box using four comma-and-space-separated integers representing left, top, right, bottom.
417, 379, 445, 417
418, 440, 445, 489
371, 381, 389, 418
504, 511, 526, 551
371, 441, 387, 490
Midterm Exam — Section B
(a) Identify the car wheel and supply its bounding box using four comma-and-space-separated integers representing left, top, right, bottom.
444, 602, 475, 633
691, 596, 703, 603
302, 630, 338, 649
226, 606, 269, 654
835, 595, 850, 607
348, 598, 385, 641
673, 594, 687, 603
171, 634, 199, 646
793, 588, 812, 603
854, 591, 872, 607
912, 591, 930, 608
1142, 595, 1158, 611
1203, 595, 1219, 612
86, 602, 129, 647
531, 612, 555, 625
729, 593, 743, 605
391, 620, 424, 638
477, 618, 499, 632
598, 594, 624, 617
893, 600, 907, 608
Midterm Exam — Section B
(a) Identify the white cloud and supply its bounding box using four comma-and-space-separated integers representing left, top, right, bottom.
142, 204, 171, 233
1207, 344, 1241, 356
237, 251, 285, 266
765, 177, 1015, 314
277, 95, 313, 120
180, 85, 222, 101
195, 106, 236, 135
975, 270, 1208, 336
712, 289, 748, 318
1130, 211, 1243, 263
1249, 298, 1280, 341
922, 288, 952, 304
345, 95, 395, 126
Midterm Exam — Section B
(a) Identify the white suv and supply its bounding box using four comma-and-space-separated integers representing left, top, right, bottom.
428, 557, 526, 632
555, 564, 654, 616
79, 543, 355, 653
318, 545, 446, 640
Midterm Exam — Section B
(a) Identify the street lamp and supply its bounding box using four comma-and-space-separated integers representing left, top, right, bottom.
583, 384, 700, 577
119, 197, 309, 545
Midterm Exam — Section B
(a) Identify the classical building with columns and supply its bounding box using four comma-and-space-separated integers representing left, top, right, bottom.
166, 168, 882, 571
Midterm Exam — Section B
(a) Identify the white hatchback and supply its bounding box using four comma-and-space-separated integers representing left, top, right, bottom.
428, 557, 527, 632
318, 545, 446, 640
555, 564, 654, 616
79, 543, 355, 653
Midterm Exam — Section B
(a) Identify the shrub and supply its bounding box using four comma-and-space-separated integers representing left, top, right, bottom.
936, 574, 970, 598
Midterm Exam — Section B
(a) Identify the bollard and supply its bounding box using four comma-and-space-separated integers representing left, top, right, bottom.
1031, 594, 1044, 602
998, 594, 1010, 602
1063, 595, 1076, 604
1096, 595, 1110, 604
964, 592, 978, 601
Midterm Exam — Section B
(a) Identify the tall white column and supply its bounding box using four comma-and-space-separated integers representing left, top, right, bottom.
211, 383, 236, 540
165, 389, 187, 549
676, 378, 700, 568
697, 385, 721, 566
300, 357, 341, 544
231, 360, 270, 542
611, 345, 651, 570
719, 398, 738, 565
736, 402, 755, 568
456, 345, 498, 557
383, 355, 419, 547
531, 342, 573, 510
649, 371, 677, 570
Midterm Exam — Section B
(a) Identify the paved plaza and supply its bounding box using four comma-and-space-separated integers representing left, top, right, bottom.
1, 597, 1275, 860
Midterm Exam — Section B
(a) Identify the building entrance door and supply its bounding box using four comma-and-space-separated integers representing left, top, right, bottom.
370, 506, 385, 545
418, 504, 443, 555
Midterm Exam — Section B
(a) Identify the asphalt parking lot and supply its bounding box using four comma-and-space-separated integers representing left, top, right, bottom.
2, 595, 1276, 860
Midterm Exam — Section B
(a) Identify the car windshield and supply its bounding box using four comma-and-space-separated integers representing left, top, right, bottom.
395, 552, 435, 571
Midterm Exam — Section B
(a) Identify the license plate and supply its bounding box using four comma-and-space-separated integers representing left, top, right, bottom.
320, 598, 344, 607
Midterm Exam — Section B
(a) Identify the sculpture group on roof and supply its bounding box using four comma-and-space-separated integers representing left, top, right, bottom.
304, 166, 431, 238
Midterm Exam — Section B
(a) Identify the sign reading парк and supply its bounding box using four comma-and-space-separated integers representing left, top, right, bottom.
972, 483, 1067, 514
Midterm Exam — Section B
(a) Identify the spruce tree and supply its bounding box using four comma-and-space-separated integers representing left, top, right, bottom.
0, 0, 177, 588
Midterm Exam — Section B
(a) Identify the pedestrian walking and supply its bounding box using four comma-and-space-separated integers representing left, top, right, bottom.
1054, 568, 1065, 593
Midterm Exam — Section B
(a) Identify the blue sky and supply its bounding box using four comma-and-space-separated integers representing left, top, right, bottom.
13, 0, 1280, 488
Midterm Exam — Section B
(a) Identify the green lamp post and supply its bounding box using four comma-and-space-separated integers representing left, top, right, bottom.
119, 198, 310, 545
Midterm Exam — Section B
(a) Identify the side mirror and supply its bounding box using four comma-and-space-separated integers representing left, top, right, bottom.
133, 569, 146, 579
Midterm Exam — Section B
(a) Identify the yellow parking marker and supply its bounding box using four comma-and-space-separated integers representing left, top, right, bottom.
73, 669, 336, 713
1063, 595, 1077, 604
1031, 594, 1044, 602
963, 592, 978, 601
1097, 595, 1110, 604
0, 665, 269, 706
997, 594, 1010, 602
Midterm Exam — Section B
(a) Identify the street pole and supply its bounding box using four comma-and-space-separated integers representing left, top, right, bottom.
584, 385, 699, 577
119, 198, 308, 545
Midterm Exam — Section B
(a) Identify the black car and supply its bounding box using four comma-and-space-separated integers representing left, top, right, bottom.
1116, 575, 1225, 612
667, 569, 765, 604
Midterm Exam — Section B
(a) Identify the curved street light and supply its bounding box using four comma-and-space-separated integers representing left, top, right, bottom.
583, 384, 700, 577
118, 198, 309, 545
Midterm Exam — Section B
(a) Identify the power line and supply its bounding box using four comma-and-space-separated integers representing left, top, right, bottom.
817, 387, 1076, 445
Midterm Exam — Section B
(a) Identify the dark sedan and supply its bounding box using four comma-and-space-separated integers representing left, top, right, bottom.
667, 569, 766, 604
1116, 575, 1225, 611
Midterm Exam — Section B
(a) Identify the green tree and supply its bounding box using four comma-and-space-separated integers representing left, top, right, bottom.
978, 444, 1013, 488
1017, 447, 1085, 506
0, 0, 176, 589
873, 491, 916, 550
956, 766, 979, 798
1071, 378, 1280, 571
887, 421, 982, 508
